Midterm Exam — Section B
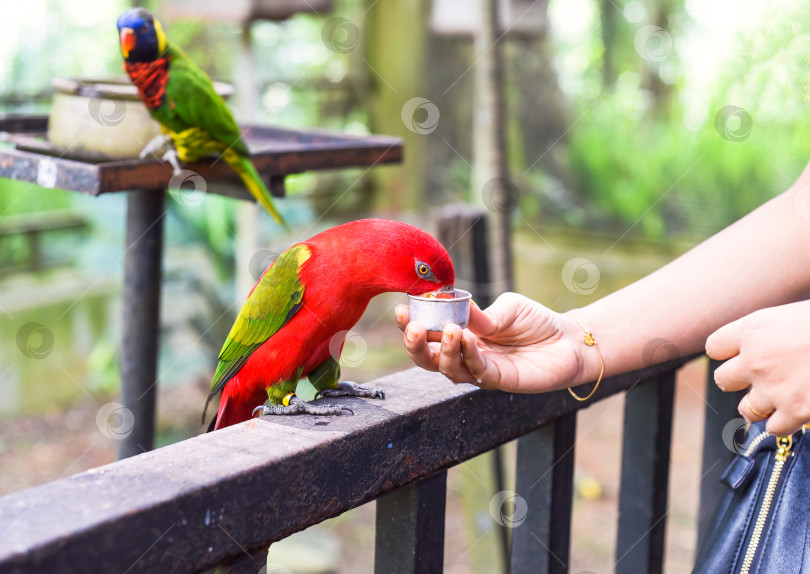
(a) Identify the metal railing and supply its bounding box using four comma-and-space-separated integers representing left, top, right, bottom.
0, 356, 741, 573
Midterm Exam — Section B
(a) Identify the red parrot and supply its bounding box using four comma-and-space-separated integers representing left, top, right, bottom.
205, 219, 455, 430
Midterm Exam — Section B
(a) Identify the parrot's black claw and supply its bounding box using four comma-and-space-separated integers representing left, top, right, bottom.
315, 381, 386, 400
252, 396, 353, 417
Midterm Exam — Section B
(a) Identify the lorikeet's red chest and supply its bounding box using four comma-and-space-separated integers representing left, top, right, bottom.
222, 291, 370, 419
124, 57, 169, 110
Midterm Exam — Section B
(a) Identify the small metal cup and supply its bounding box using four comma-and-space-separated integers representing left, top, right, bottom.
407, 289, 471, 331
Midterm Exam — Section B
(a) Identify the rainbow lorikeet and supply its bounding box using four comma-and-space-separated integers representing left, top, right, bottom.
204, 219, 456, 430
116, 8, 288, 230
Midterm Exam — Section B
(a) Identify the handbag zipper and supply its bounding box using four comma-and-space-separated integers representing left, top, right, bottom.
738, 435, 793, 574
741, 430, 770, 458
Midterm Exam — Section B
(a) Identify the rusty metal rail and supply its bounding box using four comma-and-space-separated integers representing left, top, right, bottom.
0, 356, 720, 574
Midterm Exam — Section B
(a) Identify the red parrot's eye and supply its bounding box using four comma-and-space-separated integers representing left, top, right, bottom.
415, 260, 437, 282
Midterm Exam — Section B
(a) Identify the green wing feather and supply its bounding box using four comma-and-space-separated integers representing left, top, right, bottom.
204, 244, 309, 414
161, 46, 289, 229
163, 46, 249, 156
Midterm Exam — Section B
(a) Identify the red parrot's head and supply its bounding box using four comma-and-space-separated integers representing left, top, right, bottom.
395, 233, 456, 297
306, 219, 455, 298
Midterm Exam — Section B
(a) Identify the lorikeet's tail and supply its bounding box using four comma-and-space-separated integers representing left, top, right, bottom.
222, 149, 290, 232
207, 381, 258, 432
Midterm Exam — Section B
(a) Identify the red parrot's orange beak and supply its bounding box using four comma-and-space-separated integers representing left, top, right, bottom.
120, 28, 136, 59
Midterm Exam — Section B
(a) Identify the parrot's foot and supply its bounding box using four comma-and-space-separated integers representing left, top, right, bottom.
139, 135, 184, 176
315, 381, 386, 400
252, 395, 353, 417
139, 134, 173, 160
161, 148, 183, 176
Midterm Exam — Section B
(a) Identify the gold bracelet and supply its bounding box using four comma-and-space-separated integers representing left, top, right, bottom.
566, 314, 605, 402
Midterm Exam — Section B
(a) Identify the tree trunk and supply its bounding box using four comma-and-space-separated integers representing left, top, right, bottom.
363, 0, 430, 210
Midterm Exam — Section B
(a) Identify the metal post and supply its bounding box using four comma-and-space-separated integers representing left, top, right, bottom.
219, 549, 269, 573
697, 359, 746, 548
374, 471, 447, 574
615, 373, 676, 574
511, 414, 577, 574
117, 189, 165, 459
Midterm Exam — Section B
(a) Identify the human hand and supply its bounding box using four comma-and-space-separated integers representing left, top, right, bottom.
707, 300, 810, 435
394, 292, 582, 393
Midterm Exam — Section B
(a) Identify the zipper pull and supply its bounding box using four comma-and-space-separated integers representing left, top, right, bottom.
721, 430, 771, 490
775, 435, 793, 462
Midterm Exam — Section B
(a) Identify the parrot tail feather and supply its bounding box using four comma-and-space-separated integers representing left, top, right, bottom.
222, 149, 290, 232
206, 413, 217, 433
209, 384, 261, 431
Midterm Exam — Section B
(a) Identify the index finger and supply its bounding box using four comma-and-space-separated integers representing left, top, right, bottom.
705, 318, 744, 360
402, 321, 440, 371
394, 304, 444, 343
395, 304, 410, 331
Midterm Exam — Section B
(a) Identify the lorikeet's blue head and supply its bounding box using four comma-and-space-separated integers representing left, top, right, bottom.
116, 8, 167, 63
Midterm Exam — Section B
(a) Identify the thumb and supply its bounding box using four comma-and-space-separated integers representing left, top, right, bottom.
706, 317, 744, 360
468, 292, 527, 338
467, 301, 498, 337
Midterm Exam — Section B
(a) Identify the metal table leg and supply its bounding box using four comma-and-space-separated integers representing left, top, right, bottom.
117, 189, 165, 459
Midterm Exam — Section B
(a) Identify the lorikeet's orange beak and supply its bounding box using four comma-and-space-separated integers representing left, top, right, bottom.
120, 27, 136, 59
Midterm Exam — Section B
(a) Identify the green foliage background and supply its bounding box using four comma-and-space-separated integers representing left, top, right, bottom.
556, 1, 810, 238
4, 0, 810, 241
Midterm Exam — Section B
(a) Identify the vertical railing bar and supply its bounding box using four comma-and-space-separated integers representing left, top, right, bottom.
548, 414, 576, 574
615, 371, 676, 574
218, 548, 269, 573
374, 470, 448, 574
510, 414, 577, 574
696, 358, 746, 550
491, 445, 511, 573
511, 425, 554, 574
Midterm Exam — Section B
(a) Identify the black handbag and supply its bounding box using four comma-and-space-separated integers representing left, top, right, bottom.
693, 422, 810, 574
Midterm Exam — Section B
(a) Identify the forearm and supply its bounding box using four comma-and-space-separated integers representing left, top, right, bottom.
569, 168, 810, 384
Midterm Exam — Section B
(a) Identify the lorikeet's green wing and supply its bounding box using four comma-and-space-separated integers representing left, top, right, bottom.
165, 48, 249, 156
204, 244, 311, 417
162, 47, 289, 230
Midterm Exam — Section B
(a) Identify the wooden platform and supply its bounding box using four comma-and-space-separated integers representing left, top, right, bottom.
0, 115, 403, 197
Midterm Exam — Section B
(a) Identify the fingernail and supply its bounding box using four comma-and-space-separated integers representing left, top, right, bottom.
406, 325, 417, 342
471, 300, 479, 308
444, 326, 454, 342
